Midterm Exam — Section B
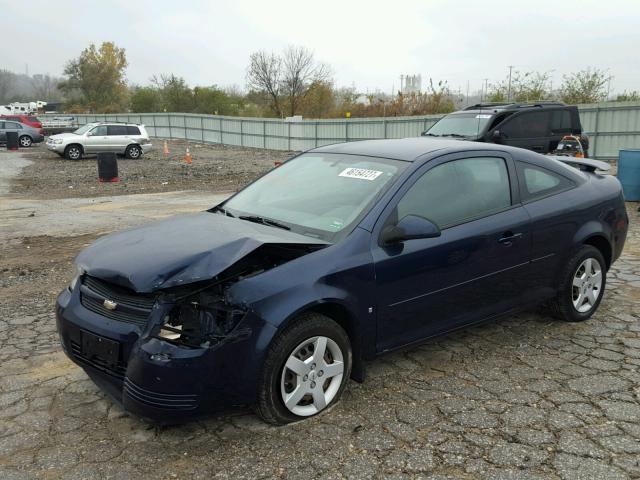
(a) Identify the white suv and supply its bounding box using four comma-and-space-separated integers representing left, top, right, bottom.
46, 122, 152, 160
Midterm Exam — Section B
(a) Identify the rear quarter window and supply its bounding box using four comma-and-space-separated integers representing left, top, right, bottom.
517, 161, 575, 202
126, 126, 141, 135
27, 116, 39, 122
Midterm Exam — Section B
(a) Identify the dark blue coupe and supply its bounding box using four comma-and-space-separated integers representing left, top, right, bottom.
56, 138, 628, 424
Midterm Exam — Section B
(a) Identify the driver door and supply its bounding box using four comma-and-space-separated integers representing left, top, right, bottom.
84, 125, 109, 153
371, 152, 532, 352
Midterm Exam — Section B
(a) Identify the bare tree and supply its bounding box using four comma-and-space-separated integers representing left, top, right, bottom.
0, 69, 15, 103
281, 46, 330, 116
246, 51, 282, 117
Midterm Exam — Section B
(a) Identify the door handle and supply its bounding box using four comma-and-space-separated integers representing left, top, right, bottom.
498, 232, 523, 245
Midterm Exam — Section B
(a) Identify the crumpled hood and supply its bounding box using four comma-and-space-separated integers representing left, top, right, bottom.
76, 212, 328, 292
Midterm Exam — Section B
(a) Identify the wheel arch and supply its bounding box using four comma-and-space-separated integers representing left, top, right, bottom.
573, 220, 613, 270
280, 300, 366, 383
583, 234, 612, 270
65, 143, 84, 153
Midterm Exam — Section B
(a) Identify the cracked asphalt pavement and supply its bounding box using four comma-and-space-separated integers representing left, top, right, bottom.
1, 149, 640, 479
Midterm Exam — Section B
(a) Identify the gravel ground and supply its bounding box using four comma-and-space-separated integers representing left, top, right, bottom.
13, 140, 291, 199
1, 147, 640, 479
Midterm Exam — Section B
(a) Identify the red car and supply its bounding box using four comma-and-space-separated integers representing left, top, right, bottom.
1, 115, 43, 133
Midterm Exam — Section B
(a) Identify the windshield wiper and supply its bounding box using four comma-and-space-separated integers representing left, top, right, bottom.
212, 206, 235, 217
440, 133, 467, 138
423, 133, 440, 137
239, 215, 291, 231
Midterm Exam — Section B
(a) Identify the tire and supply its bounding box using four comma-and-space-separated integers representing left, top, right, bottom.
19, 135, 32, 148
125, 144, 142, 159
64, 145, 82, 160
550, 245, 606, 322
256, 312, 352, 425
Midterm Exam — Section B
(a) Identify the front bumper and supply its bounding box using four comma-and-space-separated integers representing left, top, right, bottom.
46, 141, 65, 153
141, 143, 153, 153
56, 285, 276, 424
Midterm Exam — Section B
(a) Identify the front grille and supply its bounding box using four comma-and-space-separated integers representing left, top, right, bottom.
80, 276, 157, 328
124, 378, 198, 411
70, 339, 127, 380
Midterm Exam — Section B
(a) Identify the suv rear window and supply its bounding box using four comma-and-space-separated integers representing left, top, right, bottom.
126, 126, 141, 135
27, 116, 39, 122
107, 125, 129, 136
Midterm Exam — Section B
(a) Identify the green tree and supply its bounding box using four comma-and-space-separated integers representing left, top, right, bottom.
615, 91, 640, 102
130, 86, 162, 112
151, 74, 193, 112
488, 71, 550, 103
60, 42, 128, 112
193, 86, 238, 115
559, 68, 611, 104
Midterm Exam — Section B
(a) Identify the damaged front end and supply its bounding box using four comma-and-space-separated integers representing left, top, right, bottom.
154, 242, 325, 349
56, 234, 327, 423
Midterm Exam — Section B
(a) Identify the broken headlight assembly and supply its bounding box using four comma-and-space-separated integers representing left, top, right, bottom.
157, 291, 246, 348
69, 265, 84, 292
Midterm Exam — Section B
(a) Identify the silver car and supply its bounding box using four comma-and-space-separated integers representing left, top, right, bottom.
46, 122, 152, 160
0, 120, 45, 147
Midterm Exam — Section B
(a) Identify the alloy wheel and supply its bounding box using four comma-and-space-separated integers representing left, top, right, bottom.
280, 336, 344, 416
68, 147, 81, 160
19, 136, 32, 147
128, 146, 141, 158
571, 257, 603, 313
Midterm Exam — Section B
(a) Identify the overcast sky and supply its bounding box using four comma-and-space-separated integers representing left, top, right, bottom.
2, 0, 639, 96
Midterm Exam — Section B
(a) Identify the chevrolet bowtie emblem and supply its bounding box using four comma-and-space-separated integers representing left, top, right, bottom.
103, 299, 118, 310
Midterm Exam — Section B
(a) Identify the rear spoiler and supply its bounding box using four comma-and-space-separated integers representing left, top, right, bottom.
547, 155, 611, 173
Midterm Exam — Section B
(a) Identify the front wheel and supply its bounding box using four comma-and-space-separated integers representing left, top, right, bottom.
19, 135, 32, 147
64, 145, 82, 160
257, 313, 352, 425
550, 245, 606, 322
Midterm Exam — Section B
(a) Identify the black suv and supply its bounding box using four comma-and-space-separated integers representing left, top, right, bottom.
422, 102, 587, 155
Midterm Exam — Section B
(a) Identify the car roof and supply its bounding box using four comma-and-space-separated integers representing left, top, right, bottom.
309, 137, 523, 161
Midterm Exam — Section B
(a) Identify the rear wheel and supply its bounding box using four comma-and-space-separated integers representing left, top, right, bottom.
64, 145, 82, 160
550, 245, 606, 322
19, 135, 32, 147
257, 313, 352, 425
125, 144, 142, 159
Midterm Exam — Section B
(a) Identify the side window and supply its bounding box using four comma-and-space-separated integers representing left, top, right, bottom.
517, 162, 575, 201
397, 157, 512, 229
91, 125, 108, 136
501, 111, 550, 138
126, 126, 141, 135
107, 125, 128, 136
0, 122, 4, 129
550, 110, 572, 134
7, 122, 21, 129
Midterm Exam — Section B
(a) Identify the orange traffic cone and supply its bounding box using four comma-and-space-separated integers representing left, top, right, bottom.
163, 140, 169, 156
183, 146, 192, 165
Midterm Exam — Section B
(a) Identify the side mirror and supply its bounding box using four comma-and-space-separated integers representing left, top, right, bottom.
86, 131, 94, 136
380, 215, 441, 245
492, 130, 502, 141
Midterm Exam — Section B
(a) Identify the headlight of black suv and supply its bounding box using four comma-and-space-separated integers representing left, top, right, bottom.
156, 290, 246, 348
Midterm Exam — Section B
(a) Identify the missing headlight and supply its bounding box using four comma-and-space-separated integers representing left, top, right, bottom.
157, 291, 246, 348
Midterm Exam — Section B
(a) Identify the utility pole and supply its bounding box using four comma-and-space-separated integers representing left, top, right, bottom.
482, 78, 489, 102
466, 80, 470, 107
507, 65, 514, 101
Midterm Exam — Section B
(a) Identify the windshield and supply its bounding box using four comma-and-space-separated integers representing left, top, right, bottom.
73, 124, 95, 135
426, 113, 493, 137
223, 153, 407, 242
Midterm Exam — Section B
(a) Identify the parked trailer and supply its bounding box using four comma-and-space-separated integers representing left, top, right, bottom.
40, 116, 77, 135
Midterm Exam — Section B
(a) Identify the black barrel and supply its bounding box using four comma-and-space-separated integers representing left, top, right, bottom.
6, 132, 19, 150
97, 152, 119, 182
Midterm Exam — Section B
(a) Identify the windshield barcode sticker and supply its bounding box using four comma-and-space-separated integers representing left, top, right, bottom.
339, 168, 383, 181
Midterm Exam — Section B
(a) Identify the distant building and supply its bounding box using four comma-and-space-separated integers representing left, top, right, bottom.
400, 74, 422, 95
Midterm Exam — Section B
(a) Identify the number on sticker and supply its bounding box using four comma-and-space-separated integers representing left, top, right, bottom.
339, 168, 383, 181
